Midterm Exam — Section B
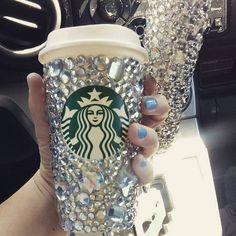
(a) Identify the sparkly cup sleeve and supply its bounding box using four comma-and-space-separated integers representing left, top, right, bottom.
143, 0, 211, 150
43, 56, 145, 234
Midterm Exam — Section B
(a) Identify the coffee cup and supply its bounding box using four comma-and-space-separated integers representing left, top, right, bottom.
39, 24, 147, 234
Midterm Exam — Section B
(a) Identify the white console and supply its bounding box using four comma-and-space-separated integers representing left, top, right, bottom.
135, 118, 222, 236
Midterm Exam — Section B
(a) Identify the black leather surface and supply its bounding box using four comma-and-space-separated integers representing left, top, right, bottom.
0, 96, 40, 203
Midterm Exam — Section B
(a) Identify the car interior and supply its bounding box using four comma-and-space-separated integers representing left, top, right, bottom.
0, 0, 235, 235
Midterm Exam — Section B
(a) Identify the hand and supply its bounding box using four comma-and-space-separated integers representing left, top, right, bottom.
26, 72, 169, 235
129, 75, 169, 184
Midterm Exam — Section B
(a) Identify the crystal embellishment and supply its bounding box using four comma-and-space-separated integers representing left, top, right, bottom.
143, 0, 211, 149
76, 193, 90, 206
74, 221, 83, 231
49, 59, 63, 77
117, 168, 138, 197
55, 184, 67, 201
107, 206, 125, 223
78, 168, 105, 194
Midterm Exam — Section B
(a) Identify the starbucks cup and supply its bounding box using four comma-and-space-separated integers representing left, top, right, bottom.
39, 25, 147, 234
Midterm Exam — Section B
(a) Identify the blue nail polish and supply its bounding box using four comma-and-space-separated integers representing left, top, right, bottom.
140, 159, 148, 168
145, 97, 158, 110
138, 127, 148, 139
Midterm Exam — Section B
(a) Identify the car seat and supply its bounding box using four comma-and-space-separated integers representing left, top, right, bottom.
0, 96, 40, 203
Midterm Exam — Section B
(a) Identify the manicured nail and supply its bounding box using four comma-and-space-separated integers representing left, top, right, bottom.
140, 159, 148, 169
145, 97, 158, 110
138, 127, 148, 139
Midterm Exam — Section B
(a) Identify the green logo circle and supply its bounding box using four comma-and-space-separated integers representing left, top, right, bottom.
61, 86, 129, 160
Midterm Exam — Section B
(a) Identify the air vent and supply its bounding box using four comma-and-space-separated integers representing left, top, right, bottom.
0, 0, 61, 58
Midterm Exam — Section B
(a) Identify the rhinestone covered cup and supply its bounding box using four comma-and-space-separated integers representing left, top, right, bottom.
38, 25, 147, 234
142, 0, 211, 150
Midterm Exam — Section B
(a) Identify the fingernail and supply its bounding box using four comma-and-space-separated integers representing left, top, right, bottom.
138, 127, 148, 139
140, 159, 148, 169
145, 97, 158, 110
26, 72, 38, 80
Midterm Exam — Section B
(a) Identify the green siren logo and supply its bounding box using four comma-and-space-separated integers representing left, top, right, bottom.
61, 86, 129, 160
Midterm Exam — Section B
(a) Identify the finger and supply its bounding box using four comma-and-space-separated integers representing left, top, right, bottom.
27, 73, 48, 143
143, 74, 157, 96
141, 94, 169, 128
132, 154, 154, 185
128, 123, 159, 157
27, 73, 52, 169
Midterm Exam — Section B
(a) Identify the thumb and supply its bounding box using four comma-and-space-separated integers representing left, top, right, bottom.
27, 73, 52, 177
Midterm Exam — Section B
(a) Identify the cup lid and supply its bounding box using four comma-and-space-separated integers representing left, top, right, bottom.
38, 24, 147, 64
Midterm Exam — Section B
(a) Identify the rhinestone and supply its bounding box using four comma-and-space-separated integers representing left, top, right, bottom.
71, 73, 78, 85
77, 67, 86, 78
108, 58, 124, 79
57, 142, 68, 151
88, 213, 95, 220
64, 219, 73, 231
110, 192, 118, 199
76, 56, 87, 66
107, 206, 125, 223
56, 101, 64, 111
77, 172, 84, 183
76, 193, 89, 206
70, 201, 76, 209
125, 64, 132, 73
52, 77, 61, 87
92, 226, 97, 232
79, 169, 105, 193
125, 212, 135, 222
96, 195, 103, 201
71, 85, 78, 92
60, 84, 70, 96
93, 221, 99, 227
65, 204, 71, 213
79, 213, 87, 221
43, 65, 49, 76
69, 193, 75, 202
89, 207, 95, 212
69, 212, 77, 221
94, 56, 109, 71
98, 225, 106, 231
49, 59, 63, 77
104, 195, 110, 201
94, 202, 101, 208
117, 196, 125, 206
52, 147, 58, 156
75, 206, 81, 213
55, 184, 67, 201
64, 57, 75, 70
89, 195, 96, 201
87, 220, 93, 225
81, 207, 88, 212
96, 210, 106, 220
117, 168, 138, 196
75, 221, 83, 231
60, 70, 71, 84
77, 80, 86, 87
84, 226, 91, 233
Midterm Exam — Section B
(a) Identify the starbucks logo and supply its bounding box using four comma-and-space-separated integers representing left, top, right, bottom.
61, 86, 129, 160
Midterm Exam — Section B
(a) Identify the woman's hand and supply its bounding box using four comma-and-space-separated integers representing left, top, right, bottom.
0, 73, 169, 236
27, 73, 169, 193
129, 75, 169, 185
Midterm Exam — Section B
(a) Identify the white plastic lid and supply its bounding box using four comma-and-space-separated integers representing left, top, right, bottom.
38, 24, 148, 64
